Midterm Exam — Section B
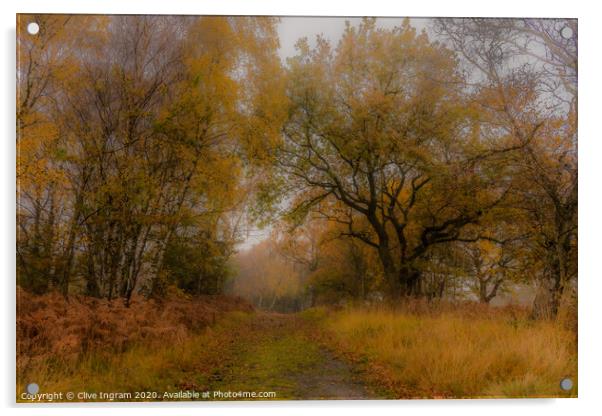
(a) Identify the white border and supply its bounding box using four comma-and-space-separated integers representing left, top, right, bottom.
2, 1, 600, 415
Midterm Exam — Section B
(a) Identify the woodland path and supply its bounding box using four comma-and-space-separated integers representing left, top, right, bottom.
205, 312, 378, 400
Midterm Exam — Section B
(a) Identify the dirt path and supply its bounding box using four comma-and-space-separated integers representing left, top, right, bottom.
293, 347, 370, 400
208, 312, 377, 400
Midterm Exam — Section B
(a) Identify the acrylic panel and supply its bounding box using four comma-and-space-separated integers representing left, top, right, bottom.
16, 14, 577, 402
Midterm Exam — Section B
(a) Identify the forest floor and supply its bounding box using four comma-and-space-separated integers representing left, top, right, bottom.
18, 303, 577, 402
17, 311, 379, 402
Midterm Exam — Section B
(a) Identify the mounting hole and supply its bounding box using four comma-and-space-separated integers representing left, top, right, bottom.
560, 377, 573, 391
26, 382, 39, 394
27, 22, 40, 35
560, 26, 573, 40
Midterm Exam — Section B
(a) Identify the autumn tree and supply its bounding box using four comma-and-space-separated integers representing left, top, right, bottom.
434, 18, 577, 318
274, 219, 323, 274
16, 15, 285, 304
279, 19, 513, 299
17, 15, 106, 294
305, 218, 382, 304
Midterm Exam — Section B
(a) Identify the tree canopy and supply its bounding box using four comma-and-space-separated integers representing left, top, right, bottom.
17, 16, 577, 318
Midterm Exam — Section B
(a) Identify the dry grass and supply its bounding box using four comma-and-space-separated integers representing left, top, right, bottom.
17, 312, 256, 401
310, 303, 577, 398
17, 287, 254, 380
17, 287, 577, 401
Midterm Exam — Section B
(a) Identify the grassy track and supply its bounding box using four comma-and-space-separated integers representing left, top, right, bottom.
18, 307, 576, 402
18, 312, 373, 402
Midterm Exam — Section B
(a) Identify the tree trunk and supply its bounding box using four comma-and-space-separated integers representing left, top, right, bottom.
531, 248, 563, 319
399, 264, 422, 297
378, 246, 401, 298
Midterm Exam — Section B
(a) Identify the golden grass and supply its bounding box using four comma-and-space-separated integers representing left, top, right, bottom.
315, 305, 577, 398
17, 287, 577, 401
